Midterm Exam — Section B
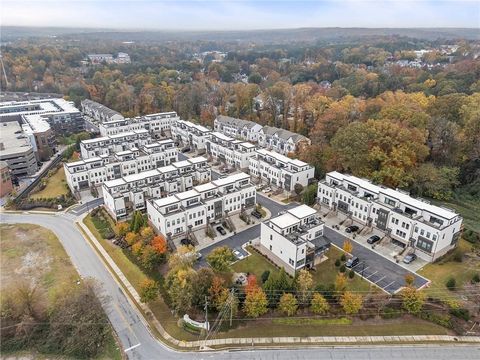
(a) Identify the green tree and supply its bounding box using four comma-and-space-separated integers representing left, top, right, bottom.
310, 293, 330, 314
278, 293, 298, 316
401, 286, 426, 314
207, 246, 235, 272
302, 183, 318, 205
139, 279, 159, 303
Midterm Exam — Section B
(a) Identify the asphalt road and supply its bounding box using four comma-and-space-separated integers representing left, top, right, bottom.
2, 213, 479, 359
324, 227, 429, 293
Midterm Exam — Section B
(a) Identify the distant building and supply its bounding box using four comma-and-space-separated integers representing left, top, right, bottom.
87, 53, 131, 65
0, 160, 13, 197
170, 120, 211, 151
205, 132, 256, 170
0, 122, 38, 177
81, 99, 124, 123
99, 112, 179, 137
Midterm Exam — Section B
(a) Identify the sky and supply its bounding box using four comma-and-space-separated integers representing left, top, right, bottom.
1, 0, 479, 30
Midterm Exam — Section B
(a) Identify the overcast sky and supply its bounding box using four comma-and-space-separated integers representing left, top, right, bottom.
2, 0, 479, 30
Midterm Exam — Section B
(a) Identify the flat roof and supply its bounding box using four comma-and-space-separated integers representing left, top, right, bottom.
0, 122, 33, 158
104, 178, 126, 188
153, 196, 178, 207
158, 165, 176, 173
212, 172, 249, 187
211, 131, 233, 141
270, 213, 299, 229
123, 169, 159, 183
287, 204, 317, 219
188, 156, 207, 164
194, 182, 217, 192
172, 160, 191, 168
175, 189, 199, 200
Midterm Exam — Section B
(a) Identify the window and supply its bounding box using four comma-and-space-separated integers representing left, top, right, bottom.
384, 198, 396, 207
417, 238, 433, 253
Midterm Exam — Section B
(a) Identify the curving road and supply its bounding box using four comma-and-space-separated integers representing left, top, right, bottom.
1, 211, 479, 359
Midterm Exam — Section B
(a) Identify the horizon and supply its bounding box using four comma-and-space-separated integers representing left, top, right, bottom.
2, 1, 479, 30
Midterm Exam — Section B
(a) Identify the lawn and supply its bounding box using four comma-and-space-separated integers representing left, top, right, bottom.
231, 247, 280, 280
31, 167, 69, 199
418, 238, 480, 301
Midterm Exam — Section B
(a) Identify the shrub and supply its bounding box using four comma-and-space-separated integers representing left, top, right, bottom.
340, 254, 346, 262
348, 270, 355, 279
446, 277, 456, 291
339, 264, 346, 273
261, 270, 270, 284
449, 308, 470, 321
463, 229, 480, 244
381, 307, 402, 319
472, 273, 480, 284
453, 249, 464, 262
335, 259, 341, 267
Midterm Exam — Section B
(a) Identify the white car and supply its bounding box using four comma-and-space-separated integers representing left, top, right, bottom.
263, 187, 272, 193
233, 249, 245, 260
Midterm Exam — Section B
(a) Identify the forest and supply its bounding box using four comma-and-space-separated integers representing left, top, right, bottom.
1, 33, 479, 225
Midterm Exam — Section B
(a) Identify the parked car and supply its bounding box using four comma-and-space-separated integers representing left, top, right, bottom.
345, 256, 360, 268
403, 253, 417, 264
181, 147, 191, 153
345, 225, 359, 233
251, 210, 262, 219
367, 235, 381, 244
180, 238, 194, 246
263, 187, 272, 193
216, 226, 227, 235
255, 185, 264, 191
232, 249, 245, 260
195, 252, 202, 260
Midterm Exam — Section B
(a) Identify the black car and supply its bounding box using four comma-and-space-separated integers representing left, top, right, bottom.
345, 256, 360, 268
251, 210, 262, 219
403, 253, 417, 264
216, 226, 227, 235
367, 235, 381, 244
180, 238, 194, 246
345, 225, 359, 233
181, 147, 191, 153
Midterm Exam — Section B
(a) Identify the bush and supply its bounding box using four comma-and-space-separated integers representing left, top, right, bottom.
340, 254, 346, 262
348, 270, 355, 279
339, 264, 346, 273
472, 273, 480, 284
453, 249, 464, 262
463, 229, 480, 244
450, 308, 470, 321
418, 312, 452, 328
446, 277, 456, 291
335, 259, 341, 267
381, 306, 402, 319
261, 270, 270, 284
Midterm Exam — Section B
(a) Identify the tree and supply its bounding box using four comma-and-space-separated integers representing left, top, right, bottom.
131, 241, 143, 256
116, 222, 129, 237
343, 240, 353, 254
140, 245, 162, 270
191, 267, 214, 309
263, 268, 292, 306
404, 274, 415, 286
401, 286, 426, 314
125, 231, 139, 246
209, 276, 229, 311
302, 183, 318, 205
335, 273, 347, 293
139, 279, 159, 303
168, 245, 196, 271
243, 287, 268, 318
207, 246, 235, 272
130, 211, 144, 233
310, 293, 330, 314
166, 268, 196, 314
278, 293, 298, 316
340, 291, 363, 315
140, 226, 154, 244
151, 234, 167, 255
248, 72, 262, 84
296, 269, 313, 306
411, 164, 459, 200
294, 183, 304, 196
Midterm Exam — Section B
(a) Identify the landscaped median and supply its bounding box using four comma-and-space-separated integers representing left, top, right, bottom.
75, 209, 480, 349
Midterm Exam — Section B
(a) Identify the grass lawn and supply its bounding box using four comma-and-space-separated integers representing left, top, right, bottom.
232, 247, 280, 280
0, 223, 122, 359
418, 239, 480, 301
31, 167, 69, 200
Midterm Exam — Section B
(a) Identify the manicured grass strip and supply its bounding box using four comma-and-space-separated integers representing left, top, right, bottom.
31, 167, 69, 199
272, 317, 352, 326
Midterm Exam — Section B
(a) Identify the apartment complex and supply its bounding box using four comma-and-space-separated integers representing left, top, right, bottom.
205, 132, 256, 169
249, 148, 314, 191
99, 112, 179, 137
0, 122, 38, 177
170, 120, 211, 150
64, 140, 178, 192
81, 99, 124, 123
87, 53, 131, 65
260, 205, 325, 273
214, 115, 263, 142
317, 172, 463, 262
147, 172, 256, 238
80, 129, 152, 158
103, 156, 211, 220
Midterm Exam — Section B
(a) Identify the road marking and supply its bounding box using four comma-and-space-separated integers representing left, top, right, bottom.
366, 271, 378, 279
384, 280, 396, 289
375, 276, 387, 284
124, 343, 141, 352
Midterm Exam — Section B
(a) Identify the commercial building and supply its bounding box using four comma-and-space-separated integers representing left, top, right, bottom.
317, 172, 463, 262
0, 161, 13, 197
64, 140, 178, 192
103, 156, 211, 220
81, 99, 124, 123
80, 129, 152, 158
249, 148, 314, 191
99, 112, 179, 137
0, 122, 38, 177
147, 172, 256, 239
170, 120, 211, 151
260, 204, 325, 273
205, 132, 256, 170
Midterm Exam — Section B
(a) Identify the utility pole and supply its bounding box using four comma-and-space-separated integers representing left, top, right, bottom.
229, 288, 235, 327
204, 296, 209, 331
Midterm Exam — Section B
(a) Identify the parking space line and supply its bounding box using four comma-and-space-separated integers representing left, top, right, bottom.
383, 280, 396, 289
365, 271, 378, 279
375, 276, 386, 284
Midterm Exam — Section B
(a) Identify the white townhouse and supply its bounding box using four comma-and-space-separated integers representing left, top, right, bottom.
214, 115, 263, 142
80, 129, 152, 158
257, 126, 310, 155
317, 172, 463, 262
64, 140, 178, 192
249, 148, 314, 192
170, 119, 211, 150
147, 172, 256, 238
205, 132, 256, 169
99, 112, 179, 137
81, 99, 124, 123
103, 156, 211, 220
260, 205, 326, 273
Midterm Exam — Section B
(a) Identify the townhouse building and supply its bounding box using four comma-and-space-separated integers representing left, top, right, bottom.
317, 171, 463, 262
81, 99, 124, 123
103, 156, 211, 220
260, 204, 325, 273
80, 129, 152, 158
64, 140, 178, 192
214, 115, 263, 142
170, 120, 211, 151
99, 112, 179, 137
147, 172, 256, 238
257, 126, 311, 155
249, 148, 314, 191
205, 132, 256, 169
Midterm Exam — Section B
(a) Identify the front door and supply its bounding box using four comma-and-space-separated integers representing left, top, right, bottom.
376, 208, 389, 231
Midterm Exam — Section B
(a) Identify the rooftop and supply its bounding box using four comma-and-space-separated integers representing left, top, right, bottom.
211, 172, 250, 187
0, 122, 33, 158
270, 213, 300, 229
287, 204, 317, 219
175, 189, 200, 200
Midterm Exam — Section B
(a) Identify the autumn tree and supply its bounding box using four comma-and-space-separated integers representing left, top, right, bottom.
209, 276, 229, 311
139, 279, 159, 303
140, 226, 154, 244
166, 267, 197, 314
151, 234, 167, 255
243, 287, 268, 318
401, 286, 426, 314
343, 240, 353, 254
115, 222, 129, 237
295, 269, 313, 306
310, 293, 330, 314
340, 291, 363, 315
335, 273, 347, 293
125, 232, 139, 246
278, 293, 298, 316
207, 246, 235, 272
